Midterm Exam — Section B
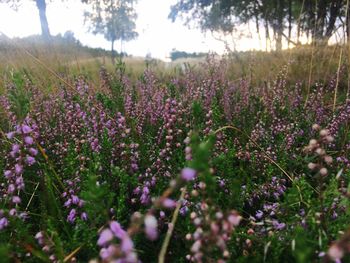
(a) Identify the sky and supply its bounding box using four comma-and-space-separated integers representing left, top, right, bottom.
0, 0, 264, 61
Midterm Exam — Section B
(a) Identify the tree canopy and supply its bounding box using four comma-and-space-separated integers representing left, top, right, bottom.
83, 0, 138, 61
169, 0, 350, 50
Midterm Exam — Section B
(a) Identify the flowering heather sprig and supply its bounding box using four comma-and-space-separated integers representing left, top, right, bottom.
134, 98, 185, 205
326, 228, 350, 263
0, 210, 9, 230
203, 110, 213, 136
245, 176, 287, 208
1, 119, 39, 228
0, 96, 17, 125
35, 231, 60, 263
136, 69, 167, 126
97, 221, 138, 263
304, 125, 334, 177
186, 209, 241, 262
62, 177, 87, 223
327, 99, 350, 138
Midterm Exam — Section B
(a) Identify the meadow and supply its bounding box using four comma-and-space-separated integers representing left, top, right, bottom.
0, 38, 350, 262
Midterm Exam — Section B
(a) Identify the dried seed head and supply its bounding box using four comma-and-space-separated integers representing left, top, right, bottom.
325, 135, 334, 143
319, 167, 328, 176
315, 148, 325, 156
319, 129, 329, 137
312, 124, 320, 131
308, 162, 317, 170
309, 139, 317, 147
324, 155, 333, 164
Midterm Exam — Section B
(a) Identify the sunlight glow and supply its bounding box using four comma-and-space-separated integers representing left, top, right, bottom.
0, 0, 266, 60
1, 0, 323, 61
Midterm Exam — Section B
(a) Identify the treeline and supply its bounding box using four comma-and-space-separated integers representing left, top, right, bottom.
169, 0, 350, 50
0, 32, 128, 58
170, 49, 207, 61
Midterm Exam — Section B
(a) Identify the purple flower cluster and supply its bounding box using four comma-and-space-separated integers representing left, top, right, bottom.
97, 221, 138, 263
1, 120, 39, 228
35, 231, 60, 262
186, 209, 241, 262
62, 177, 87, 223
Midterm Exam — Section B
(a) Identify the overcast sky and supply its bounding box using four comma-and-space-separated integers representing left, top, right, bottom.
0, 0, 263, 60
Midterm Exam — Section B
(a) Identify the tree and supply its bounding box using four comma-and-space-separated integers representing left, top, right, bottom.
0, 0, 51, 39
299, 0, 343, 44
83, 0, 138, 63
169, 0, 348, 50
168, 0, 289, 51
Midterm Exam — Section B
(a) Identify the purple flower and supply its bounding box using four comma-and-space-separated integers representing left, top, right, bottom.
272, 220, 286, 230
24, 136, 34, 145
71, 195, 80, 204
100, 245, 116, 260
19, 212, 28, 220
180, 206, 189, 216
121, 236, 134, 253
228, 212, 242, 226
14, 164, 23, 175
29, 148, 38, 156
110, 221, 126, 239
140, 186, 150, 204
4, 170, 12, 178
181, 168, 196, 181
255, 210, 264, 219
144, 214, 158, 241
26, 156, 36, 165
12, 196, 21, 204
7, 184, 15, 193
64, 199, 72, 207
9, 208, 16, 216
81, 212, 88, 221
97, 229, 114, 246
6, 132, 15, 139
15, 176, 24, 189
35, 231, 44, 240
12, 144, 20, 153
67, 209, 76, 223
22, 125, 32, 134
0, 217, 9, 230
162, 198, 177, 208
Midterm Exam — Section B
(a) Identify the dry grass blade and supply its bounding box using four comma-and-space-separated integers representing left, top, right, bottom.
158, 188, 186, 263
25, 182, 40, 211
64, 245, 83, 262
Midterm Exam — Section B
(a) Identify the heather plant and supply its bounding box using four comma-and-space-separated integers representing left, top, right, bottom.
1, 56, 350, 263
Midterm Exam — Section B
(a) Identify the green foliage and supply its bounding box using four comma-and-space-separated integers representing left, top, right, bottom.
6, 71, 31, 120
80, 166, 114, 224
0, 244, 10, 263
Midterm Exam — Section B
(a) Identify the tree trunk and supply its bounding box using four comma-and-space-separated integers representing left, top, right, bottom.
265, 18, 270, 52
297, 20, 301, 44
306, 0, 316, 42
325, 0, 342, 39
315, 0, 327, 42
276, 0, 285, 51
288, 0, 292, 47
347, 3, 350, 43
35, 0, 50, 39
111, 39, 115, 64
